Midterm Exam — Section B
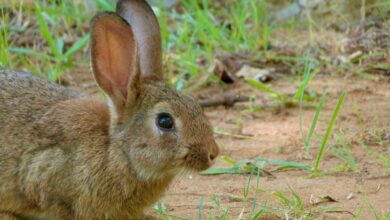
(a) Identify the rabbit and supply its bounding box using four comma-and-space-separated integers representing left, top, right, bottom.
0, 0, 219, 219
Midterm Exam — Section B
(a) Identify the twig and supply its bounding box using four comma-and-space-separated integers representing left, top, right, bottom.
214, 129, 257, 140
198, 92, 251, 108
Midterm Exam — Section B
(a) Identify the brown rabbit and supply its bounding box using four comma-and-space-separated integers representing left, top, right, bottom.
0, 0, 219, 219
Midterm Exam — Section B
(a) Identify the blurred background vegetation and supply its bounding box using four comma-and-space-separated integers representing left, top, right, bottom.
0, 0, 388, 92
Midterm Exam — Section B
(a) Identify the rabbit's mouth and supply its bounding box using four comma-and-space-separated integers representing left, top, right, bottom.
183, 150, 215, 172
183, 158, 212, 171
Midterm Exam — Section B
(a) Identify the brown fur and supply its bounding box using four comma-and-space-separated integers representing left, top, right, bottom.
0, 1, 219, 219
0, 71, 218, 219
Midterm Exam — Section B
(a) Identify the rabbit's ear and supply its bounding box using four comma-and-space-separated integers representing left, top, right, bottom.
91, 12, 140, 112
116, 0, 163, 81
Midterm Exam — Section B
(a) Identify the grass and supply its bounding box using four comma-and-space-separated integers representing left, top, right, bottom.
331, 132, 358, 172
200, 155, 311, 176
1, 0, 271, 88
360, 140, 390, 168
0, 0, 96, 79
272, 186, 339, 219
157, 0, 272, 91
313, 92, 346, 172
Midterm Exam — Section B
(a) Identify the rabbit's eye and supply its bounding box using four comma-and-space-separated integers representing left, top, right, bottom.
156, 112, 174, 131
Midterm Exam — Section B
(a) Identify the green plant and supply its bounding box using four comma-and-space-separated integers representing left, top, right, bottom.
157, 0, 272, 91
360, 141, 390, 168
273, 186, 339, 219
314, 92, 346, 172
304, 91, 328, 153
154, 202, 187, 220
201, 156, 311, 176
0, 8, 12, 68
331, 133, 358, 171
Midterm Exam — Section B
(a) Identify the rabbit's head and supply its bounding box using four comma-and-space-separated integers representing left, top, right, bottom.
90, 0, 219, 180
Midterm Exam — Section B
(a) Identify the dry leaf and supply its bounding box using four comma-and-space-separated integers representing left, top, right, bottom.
310, 195, 338, 205
235, 64, 274, 82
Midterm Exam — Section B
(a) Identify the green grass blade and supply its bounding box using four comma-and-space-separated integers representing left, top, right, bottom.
263, 158, 311, 170
201, 156, 311, 175
0, 8, 11, 68
314, 92, 347, 172
35, 4, 62, 60
297, 52, 318, 149
64, 34, 90, 58
94, 0, 115, 11
288, 186, 303, 209
247, 79, 286, 99
335, 134, 357, 171
274, 191, 291, 206
56, 38, 64, 56
243, 171, 253, 199
250, 207, 266, 220
198, 196, 205, 220
10, 47, 53, 61
295, 62, 317, 100
305, 91, 328, 152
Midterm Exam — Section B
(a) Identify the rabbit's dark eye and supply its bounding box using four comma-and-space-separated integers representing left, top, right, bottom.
156, 112, 174, 131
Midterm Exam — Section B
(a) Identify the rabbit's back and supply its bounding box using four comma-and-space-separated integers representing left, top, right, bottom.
0, 70, 84, 218
0, 70, 80, 149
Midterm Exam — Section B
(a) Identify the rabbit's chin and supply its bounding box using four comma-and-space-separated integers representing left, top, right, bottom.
131, 160, 187, 182
131, 160, 204, 181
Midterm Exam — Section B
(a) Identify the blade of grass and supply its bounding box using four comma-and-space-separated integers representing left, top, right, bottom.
243, 171, 253, 199
297, 51, 318, 150
35, 3, 62, 60
64, 34, 90, 58
10, 48, 53, 61
247, 79, 286, 100
0, 8, 11, 68
198, 196, 205, 220
333, 133, 358, 171
94, 0, 115, 11
305, 91, 328, 152
314, 92, 347, 172
201, 156, 311, 175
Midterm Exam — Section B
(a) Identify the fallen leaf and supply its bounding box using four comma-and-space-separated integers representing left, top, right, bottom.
235, 64, 274, 83
310, 195, 338, 205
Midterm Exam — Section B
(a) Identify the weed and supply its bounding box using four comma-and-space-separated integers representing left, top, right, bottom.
331, 132, 358, 171
0, 8, 12, 68
273, 186, 338, 219
360, 140, 390, 168
201, 155, 311, 176
314, 92, 346, 172
157, 0, 272, 90
304, 91, 328, 153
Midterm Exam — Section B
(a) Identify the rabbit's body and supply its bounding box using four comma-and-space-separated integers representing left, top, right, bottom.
0, 0, 219, 219
0, 71, 175, 219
